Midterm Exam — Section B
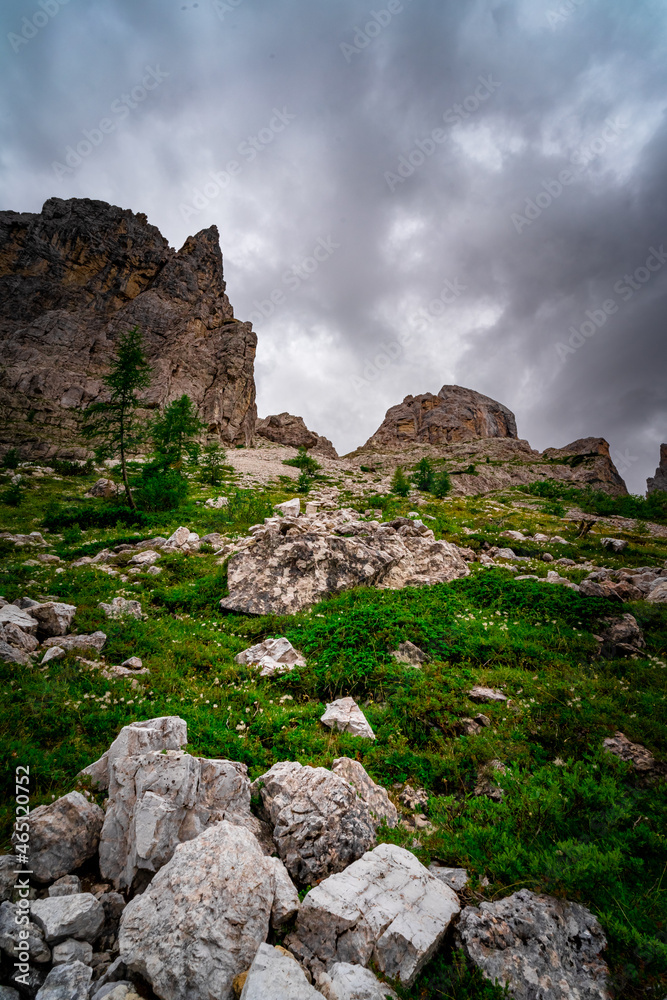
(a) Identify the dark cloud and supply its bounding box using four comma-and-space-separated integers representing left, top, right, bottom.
1, 0, 666, 491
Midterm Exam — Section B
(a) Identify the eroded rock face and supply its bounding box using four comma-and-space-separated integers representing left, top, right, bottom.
19, 791, 104, 884
31, 894, 104, 944
599, 614, 645, 658
317, 962, 399, 1000
119, 821, 298, 1000
256, 413, 338, 458
363, 385, 518, 449
239, 944, 319, 1000
330, 758, 398, 829
99, 749, 268, 890
0, 197, 257, 459
321, 698, 375, 739
81, 716, 188, 790
456, 889, 610, 1000
253, 761, 377, 885
287, 843, 460, 986
221, 510, 469, 616
647, 443, 667, 494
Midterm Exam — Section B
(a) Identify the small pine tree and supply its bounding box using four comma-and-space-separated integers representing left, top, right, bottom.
296, 469, 311, 493
81, 326, 152, 511
391, 466, 411, 497
432, 469, 452, 498
151, 394, 205, 472
200, 442, 226, 486
413, 457, 435, 492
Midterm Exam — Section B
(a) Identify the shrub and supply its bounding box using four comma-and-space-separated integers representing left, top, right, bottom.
296, 470, 312, 493
432, 469, 452, 497
1, 448, 19, 470
51, 459, 94, 477
1, 482, 24, 507
200, 443, 226, 486
413, 457, 435, 492
42, 502, 147, 531
134, 467, 189, 512
283, 447, 321, 476
391, 467, 411, 497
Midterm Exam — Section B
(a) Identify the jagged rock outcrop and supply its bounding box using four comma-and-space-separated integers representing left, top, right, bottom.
647, 443, 667, 494
363, 385, 518, 449
255, 412, 338, 457
541, 437, 627, 494
0, 198, 257, 459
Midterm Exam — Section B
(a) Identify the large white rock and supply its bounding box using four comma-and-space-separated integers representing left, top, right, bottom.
31, 893, 104, 944
0, 901, 51, 963
18, 791, 104, 883
98, 598, 142, 620
119, 820, 299, 1000
253, 761, 377, 885
317, 962, 398, 1000
239, 944, 320, 999
330, 758, 397, 829
128, 550, 160, 566
0, 604, 38, 635
165, 526, 190, 548
275, 498, 301, 517
80, 716, 188, 790
30, 602, 76, 638
234, 636, 306, 677
99, 749, 268, 890
321, 698, 375, 739
35, 959, 92, 1000
287, 843, 460, 986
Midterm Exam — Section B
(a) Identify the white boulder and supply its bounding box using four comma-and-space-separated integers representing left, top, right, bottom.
18, 791, 104, 883
317, 962, 398, 999
31, 893, 104, 944
234, 636, 306, 677
239, 944, 320, 999
80, 716, 188, 790
321, 697, 375, 740
330, 757, 397, 829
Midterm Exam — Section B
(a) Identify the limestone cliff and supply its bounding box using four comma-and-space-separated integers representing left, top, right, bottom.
0, 197, 257, 459
255, 412, 338, 458
647, 444, 667, 494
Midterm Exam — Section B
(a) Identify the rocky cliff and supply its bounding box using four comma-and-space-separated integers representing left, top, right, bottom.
255, 412, 338, 458
0, 197, 257, 459
647, 444, 667, 494
363, 385, 518, 449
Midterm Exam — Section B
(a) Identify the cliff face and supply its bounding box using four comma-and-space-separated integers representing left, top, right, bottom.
255, 412, 338, 458
363, 385, 518, 450
0, 197, 257, 459
647, 444, 667, 494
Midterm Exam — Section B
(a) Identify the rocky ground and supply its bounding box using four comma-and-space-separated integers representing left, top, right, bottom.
0, 451, 666, 1000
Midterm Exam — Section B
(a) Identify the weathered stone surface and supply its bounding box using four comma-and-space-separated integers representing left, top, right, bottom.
1, 622, 39, 652
0, 604, 38, 634
119, 820, 298, 1000
647, 580, 667, 603
98, 598, 142, 620
0, 901, 51, 963
239, 943, 320, 999
0, 987, 20, 1000
600, 537, 627, 553
390, 641, 427, 666
398, 785, 429, 812
99, 749, 268, 890
428, 865, 469, 892
317, 962, 399, 1000
0, 855, 18, 902
541, 438, 627, 495
599, 614, 645, 658
31, 894, 104, 944
646, 443, 667, 494
288, 843, 460, 986
256, 412, 338, 458
0, 198, 257, 459
17, 791, 104, 884
221, 513, 469, 616
330, 758, 398, 829
85, 479, 123, 499
81, 716, 188, 789
34, 960, 92, 1000
321, 697, 375, 739
48, 875, 81, 897
363, 385, 517, 448
30, 602, 76, 638
51, 938, 93, 965
468, 686, 507, 703
253, 761, 377, 885
603, 731, 657, 772
41, 646, 65, 664
0, 639, 30, 665
128, 550, 160, 567
274, 498, 301, 517
456, 889, 610, 1000
234, 636, 306, 677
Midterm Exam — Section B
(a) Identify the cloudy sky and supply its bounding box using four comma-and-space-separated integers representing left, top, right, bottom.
2, 0, 666, 492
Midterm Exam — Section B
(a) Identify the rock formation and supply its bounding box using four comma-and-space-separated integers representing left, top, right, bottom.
647, 443, 667, 494
0, 197, 257, 460
255, 412, 338, 457
363, 385, 518, 449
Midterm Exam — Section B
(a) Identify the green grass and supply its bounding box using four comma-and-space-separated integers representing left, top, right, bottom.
1, 463, 667, 998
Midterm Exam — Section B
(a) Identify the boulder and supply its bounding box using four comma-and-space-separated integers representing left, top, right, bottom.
390, 641, 427, 666
51, 938, 93, 965
600, 537, 628, 553
456, 889, 610, 1000
30, 603, 76, 638
128, 550, 160, 567
0, 640, 30, 665
0, 855, 19, 902
321, 698, 375, 739
85, 479, 123, 499
97, 598, 142, 620
1, 622, 39, 652
398, 785, 429, 812
317, 962, 399, 999
468, 686, 507, 703
234, 637, 306, 677
34, 959, 92, 1000
0, 901, 51, 963
253, 761, 377, 885
599, 614, 645, 658
287, 843, 460, 985
31, 894, 104, 944
274, 498, 301, 517
221, 517, 469, 616
256, 413, 338, 458
18, 791, 104, 884
120, 656, 142, 670
647, 580, 667, 604
0, 988, 20, 1000
99, 749, 268, 890
119, 820, 298, 1000
81, 716, 188, 789
603, 731, 658, 773
239, 943, 320, 999
165, 526, 190, 548
330, 758, 398, 829
0, 604, 38, 635
48, 875, 81, 898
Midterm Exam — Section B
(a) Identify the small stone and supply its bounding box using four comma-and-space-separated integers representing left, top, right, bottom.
51, 938, 93, 965
603, 731, 657, 773
49, 875, 81, 897
542, 552, 554, 562
34, 959, 92, 1000
468, 686, 507, 703
399, 784, 429, 812
41, 646, 66, 664
43, 631, 107, 654
146, 565, 162, 576
120, 656, 142, 670
390, 641, 427, 666
428, 865, 469, 892
474, 713, 491, 727
165, 526, 191, 548
128, 550, 160, 567
2, 622, 40, 652
321, 697, 375, 739
239, 943, 320, 998
234, 636, 306, 677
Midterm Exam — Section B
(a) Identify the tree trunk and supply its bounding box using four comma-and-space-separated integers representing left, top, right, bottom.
119, 406, 136, 511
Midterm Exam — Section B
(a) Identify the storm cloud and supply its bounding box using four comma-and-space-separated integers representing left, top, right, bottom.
1, 0, 666, 491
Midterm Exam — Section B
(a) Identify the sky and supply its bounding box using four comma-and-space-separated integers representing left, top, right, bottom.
1, 0, 666, 493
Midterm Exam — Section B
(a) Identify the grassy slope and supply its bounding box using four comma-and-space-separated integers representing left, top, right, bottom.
1, 462, 666, 999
